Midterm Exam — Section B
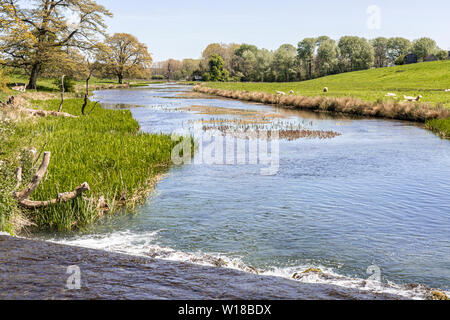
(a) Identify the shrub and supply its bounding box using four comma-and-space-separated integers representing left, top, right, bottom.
151, 74, 165, 80
53, 76, 76, 93
394, 55, 405, 65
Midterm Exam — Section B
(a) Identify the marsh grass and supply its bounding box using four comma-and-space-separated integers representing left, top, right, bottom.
1, 98, 180, 232
426, 118, 450, 138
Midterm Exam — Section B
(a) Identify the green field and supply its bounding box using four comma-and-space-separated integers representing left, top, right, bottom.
205, 60, 450, 107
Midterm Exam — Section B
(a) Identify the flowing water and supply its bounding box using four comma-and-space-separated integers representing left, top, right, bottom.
43, 83, 450, 299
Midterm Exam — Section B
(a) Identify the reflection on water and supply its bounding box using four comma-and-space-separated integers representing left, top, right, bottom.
46, 83, 450, 298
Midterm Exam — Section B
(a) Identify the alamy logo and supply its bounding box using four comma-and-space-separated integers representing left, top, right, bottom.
66, 265, 81, 290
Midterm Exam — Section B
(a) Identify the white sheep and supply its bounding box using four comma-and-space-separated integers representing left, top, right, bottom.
403, 95, 423, 102
323, 87, 328, 93
276, 91, 286, 96
445, 89, 450, 92
289, 90, 295, 94
385, 93, 397, 97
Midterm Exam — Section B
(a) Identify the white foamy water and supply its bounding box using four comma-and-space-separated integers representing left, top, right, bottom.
50, 230, 442, 300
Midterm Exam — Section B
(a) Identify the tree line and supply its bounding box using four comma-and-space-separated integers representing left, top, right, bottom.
0, 0, 152, 89
154, 37, 448, 82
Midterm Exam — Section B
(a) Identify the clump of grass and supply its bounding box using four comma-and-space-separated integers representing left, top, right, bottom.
3, 98, 181, 232
426, 118, 450, 138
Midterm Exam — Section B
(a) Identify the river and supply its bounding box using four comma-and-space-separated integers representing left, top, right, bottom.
41, 83, 450, 299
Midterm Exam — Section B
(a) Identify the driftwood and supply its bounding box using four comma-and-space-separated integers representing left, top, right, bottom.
13, 152, 90, 209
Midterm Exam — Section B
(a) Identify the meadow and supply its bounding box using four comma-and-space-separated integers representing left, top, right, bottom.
204, 60, 450, 107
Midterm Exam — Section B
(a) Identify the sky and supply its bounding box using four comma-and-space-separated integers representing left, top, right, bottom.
99, 0, 450, 62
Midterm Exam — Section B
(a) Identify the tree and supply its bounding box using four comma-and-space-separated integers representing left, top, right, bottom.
181, 59, 201, 80
338, 36, 374, 71
371, 37, 389, 68
99, 33, 152, 84
316, 39, 338, 76
387, 37, 411, 65
297, 38, 316, 79
0, 0, 111, 89
412, 37, 439, 61
203, 54, 228, 82
254, 49, 274, 82
273, 44, 298, 82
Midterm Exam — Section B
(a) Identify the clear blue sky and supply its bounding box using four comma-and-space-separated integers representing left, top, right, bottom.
99, 0, 450, 61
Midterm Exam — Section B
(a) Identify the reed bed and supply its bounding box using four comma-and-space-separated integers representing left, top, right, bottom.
194, 86, 450, 123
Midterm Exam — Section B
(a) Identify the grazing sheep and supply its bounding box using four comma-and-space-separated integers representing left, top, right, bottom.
323, 87, 328, 93
276, 91, 286, 96
403, 95, 423, 102
445, 89, 450, 92
289, 90, 295, 94
385, 93, 397, 97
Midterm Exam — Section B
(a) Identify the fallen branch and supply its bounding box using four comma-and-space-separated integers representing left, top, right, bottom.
13, 152, 90, 209
18, 183, 91, 209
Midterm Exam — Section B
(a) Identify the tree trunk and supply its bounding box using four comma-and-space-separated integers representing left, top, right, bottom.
118, 74, 123, 84
27, 63, 41, 90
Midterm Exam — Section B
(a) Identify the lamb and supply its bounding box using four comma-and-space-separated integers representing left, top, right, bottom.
276, 91, 286, 96
403, 95, 423, 102
323, 87, 328, 93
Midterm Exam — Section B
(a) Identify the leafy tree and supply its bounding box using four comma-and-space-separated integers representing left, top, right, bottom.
338, 36, 374, 71
412, 37, 439, 61
297, 38, 316, 79
254, 49, 274, 82
316, 39, 338, 76
203, 54, 229, 82
273, 44, 298, 82
371, 37, 389, 68
181, 59, 201, 80
0, 0, 111, 89
387, 37, 411, 65
98, 33, 152, 84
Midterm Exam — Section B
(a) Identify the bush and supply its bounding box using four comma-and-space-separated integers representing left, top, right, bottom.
0, 69, 9, 91
151, 74, 165, 80
53, 76, 76, 93
394, 55, 405, 65
436, 50, 449, 61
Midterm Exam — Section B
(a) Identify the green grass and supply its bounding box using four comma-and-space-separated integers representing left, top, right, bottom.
426, 118, 450, 138
1, 98, 182, 233
204, 60, 450, 107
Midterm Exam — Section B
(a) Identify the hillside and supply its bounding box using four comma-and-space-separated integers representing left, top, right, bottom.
204, 60, 450, 107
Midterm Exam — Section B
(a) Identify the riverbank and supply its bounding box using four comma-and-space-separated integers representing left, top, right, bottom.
0, 234, 408, 300
193, 85, 450, 123
0, 93, 181, 234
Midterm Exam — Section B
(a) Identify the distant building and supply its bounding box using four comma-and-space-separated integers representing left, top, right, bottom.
404, 53, 418, 64
424, 54, 438, 62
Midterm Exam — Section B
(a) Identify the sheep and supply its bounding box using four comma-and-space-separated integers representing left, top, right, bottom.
289, 90, 295, 94
323, 87, 328, 93
276, 91, 286, 96
11, 83, 26, 93
445, 89, 450, 92
385, 93, 397, 97
403, 95, 423, 102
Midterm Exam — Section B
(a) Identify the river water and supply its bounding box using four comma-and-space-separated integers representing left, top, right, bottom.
44, 83, 450, 299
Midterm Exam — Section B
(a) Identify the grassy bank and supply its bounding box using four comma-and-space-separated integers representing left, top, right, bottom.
426, 118, 450, 138
204, 60, 450, 107
0, 97, 181, 233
